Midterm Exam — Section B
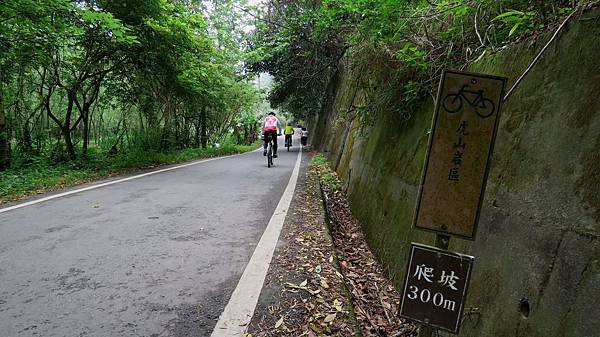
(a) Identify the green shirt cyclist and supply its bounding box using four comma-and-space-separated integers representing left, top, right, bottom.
284, 125, 294, 148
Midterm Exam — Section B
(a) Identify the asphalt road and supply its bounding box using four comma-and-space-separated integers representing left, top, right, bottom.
0, 136, 300, 337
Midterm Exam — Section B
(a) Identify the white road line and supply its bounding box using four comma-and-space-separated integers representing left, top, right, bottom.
211, 146, 302, 337
0, 148, 261, 214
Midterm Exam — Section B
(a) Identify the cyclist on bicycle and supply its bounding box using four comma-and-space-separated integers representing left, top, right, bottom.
263, 111, 282, 158
300, 127, 308, 146
284, 124, 294, 148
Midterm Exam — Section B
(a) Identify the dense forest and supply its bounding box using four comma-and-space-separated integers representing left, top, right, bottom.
0, 0, 269, 165
0, 0, 590, 200
0, 0, 271, 199
248, 0, 586, 122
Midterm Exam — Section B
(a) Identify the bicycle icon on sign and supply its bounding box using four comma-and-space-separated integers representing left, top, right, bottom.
442, 79, 496, 118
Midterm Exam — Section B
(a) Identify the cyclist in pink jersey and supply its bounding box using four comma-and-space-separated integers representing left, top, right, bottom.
263, 111, 282, 157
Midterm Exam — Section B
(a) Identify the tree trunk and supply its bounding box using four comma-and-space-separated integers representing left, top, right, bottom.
194, 115, 201, 148
22, 121, 32, 152
76, 76, 102, 158
161, 97, 173, 150
63, 92, 77, 160
0, 74, 10, 170
45, 86, 78, 161
200, 106, 207, 149
63, 126, 76, 160
82, 111, 89, 157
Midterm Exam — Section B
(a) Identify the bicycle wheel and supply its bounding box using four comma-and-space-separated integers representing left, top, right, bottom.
442, 94, 463, 113
267, 142, 273, 168
475, 98, 495, 118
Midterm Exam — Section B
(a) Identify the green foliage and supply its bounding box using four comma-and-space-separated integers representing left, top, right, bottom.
493, 10, 537, 38
310, 153, 329, 167
0, 0, 265, 173
310, 153, 342, 191
247, 0, 346, 120
248, 0, 582, 122
0, 144, 256, 201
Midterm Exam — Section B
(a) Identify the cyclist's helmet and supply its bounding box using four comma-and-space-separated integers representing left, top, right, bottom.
268, 111, 276, 116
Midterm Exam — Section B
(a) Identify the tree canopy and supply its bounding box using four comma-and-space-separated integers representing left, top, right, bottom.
0, 0, 263, 170
247, 0, 581, 121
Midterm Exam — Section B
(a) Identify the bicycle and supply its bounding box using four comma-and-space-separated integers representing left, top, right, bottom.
442, 83, 495, 118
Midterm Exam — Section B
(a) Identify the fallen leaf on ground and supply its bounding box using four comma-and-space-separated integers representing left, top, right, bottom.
275, 317, 284, 329
323, 313, 336, 323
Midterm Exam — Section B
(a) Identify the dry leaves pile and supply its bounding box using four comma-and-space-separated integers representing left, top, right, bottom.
321, 183, 417, 337
247, 164, 358, 336
249, 156, 416, 337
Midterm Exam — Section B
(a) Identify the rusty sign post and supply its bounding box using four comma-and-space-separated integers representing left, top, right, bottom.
414, 70, 507, 239
400, 243, 474, 334
406, 70, 506, 336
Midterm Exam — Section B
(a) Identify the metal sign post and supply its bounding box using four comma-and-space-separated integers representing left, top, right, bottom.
405, 70, 506, 335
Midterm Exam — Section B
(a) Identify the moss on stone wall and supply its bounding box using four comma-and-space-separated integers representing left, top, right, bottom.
311, 8, 600, 337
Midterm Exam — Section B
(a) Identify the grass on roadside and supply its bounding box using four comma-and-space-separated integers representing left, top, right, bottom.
0, 144, 257, 202
310, 153, 342, 192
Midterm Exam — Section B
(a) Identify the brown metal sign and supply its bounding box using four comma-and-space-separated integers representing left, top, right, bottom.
400, 243, 474, 334
414, 70, 507, 239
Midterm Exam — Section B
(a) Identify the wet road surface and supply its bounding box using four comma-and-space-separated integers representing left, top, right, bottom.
0, 137, 300, 337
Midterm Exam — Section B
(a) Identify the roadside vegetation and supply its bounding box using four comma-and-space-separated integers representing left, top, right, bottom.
311, 154, 342, 192
247, 0, 594, 122
247, 153, 359, 337
0, 143, 256, 202
0, 0, 266, 200
308, 153, 413, 336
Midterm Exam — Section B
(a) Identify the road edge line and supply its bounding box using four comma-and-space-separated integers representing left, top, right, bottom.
0, 148, 261, 214
211, 146, 303, 337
